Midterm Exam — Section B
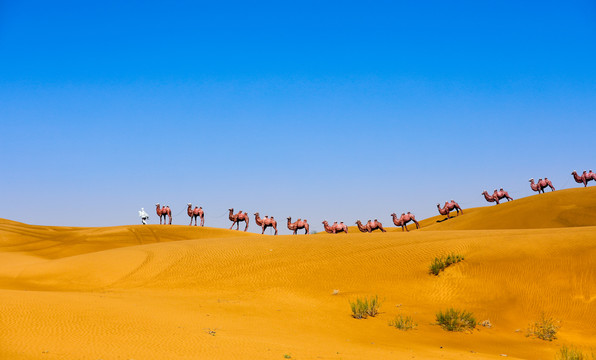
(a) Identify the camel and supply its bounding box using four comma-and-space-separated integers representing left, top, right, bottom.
391, 212, 420, 232
537, 178, 555, 192
571, 171, 588, 187
155, 203, 172, 225
228, 208, 249, 231
322, 220, 348, 234
481, 189, 512, 205
436, 200, 463, 219
254, 213, 278, 235
287, 217, 309, 235
355, 219, 386, 233
187, 203, 205, 226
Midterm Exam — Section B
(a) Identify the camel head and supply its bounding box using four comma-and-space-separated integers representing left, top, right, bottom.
229, 208, 233, 212
355, 220, 361, 225
187, 203, 192, 206
529, 178, 534, 182
287, 216, 291, 221
156, 203, 160, 207
254, 212, 259, 216
390, 213, 396, 218
571, 171, 576, 175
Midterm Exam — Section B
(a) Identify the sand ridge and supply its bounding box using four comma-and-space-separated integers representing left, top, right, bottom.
0, 188, 595, 359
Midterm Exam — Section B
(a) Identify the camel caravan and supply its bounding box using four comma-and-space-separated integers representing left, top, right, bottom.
144, 170, 595, 233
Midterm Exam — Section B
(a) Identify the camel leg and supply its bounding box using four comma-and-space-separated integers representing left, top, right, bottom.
379, 225, 386, 232
230, 221, 235, 230
262, 225, 265, 234
414, 220, 420, 229
274, 225, 278, 235
201, 216, 204, 226
244, 221, 248, 232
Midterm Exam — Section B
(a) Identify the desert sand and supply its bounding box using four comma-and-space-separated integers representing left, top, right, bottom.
0, 187, 595, 359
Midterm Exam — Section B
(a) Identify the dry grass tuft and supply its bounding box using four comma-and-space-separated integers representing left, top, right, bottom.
526, 313, 560, 341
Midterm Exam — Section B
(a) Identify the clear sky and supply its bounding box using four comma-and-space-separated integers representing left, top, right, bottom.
1, 1, 595, 233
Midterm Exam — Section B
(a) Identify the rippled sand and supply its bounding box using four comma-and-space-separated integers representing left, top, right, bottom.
0, 187, 595, 359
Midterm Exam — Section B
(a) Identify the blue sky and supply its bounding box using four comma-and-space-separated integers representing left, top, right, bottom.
1, 1, 595, 233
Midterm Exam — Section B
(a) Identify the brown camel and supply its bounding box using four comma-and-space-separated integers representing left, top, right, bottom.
287, 217, 309, 235
537, 178, 555, 192
390, 212, 420, 232
436, 200, 463, 219
322, 220, 348, 234
571, 171, 588, 187
228, 208, 249, 231
187, 203, 205, 226
355, 219, 386, 233
254, 213, 278, 235
155, 203, 172, 225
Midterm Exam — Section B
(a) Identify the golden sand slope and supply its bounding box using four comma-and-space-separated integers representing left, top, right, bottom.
0, 188, 595, 359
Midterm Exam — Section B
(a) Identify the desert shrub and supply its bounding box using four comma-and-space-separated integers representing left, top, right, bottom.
429, 257, 445, 275
366, 295, 382, 317
436, 308, 476, 331
526, 313, 560, 341
389, 315, 417, 331
429, 253, 464, 275
556, 345, 594, 360
445, 253, 464, 266
350, 298, 368, 319
349, 295, 382, 319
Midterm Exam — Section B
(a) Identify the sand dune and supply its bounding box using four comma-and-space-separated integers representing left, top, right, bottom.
0, 188, 595, 359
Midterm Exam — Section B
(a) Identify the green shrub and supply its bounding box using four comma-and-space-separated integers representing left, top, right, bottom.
429, 257, 445, 275
436, 308, 476, 331
366, 295, 381, 317
349, 295, 382, 319
556, 346, 585, 360
389, 314, 417, 331
526, 313, 560, 341
429, 253, 464, 275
